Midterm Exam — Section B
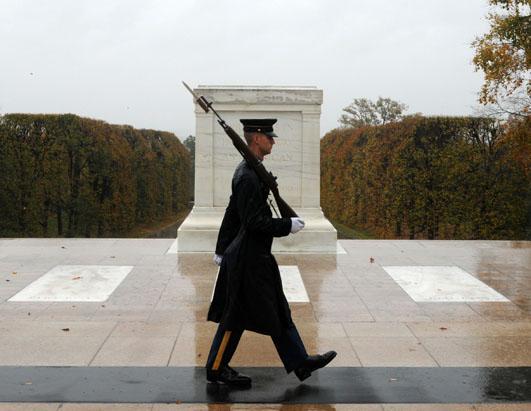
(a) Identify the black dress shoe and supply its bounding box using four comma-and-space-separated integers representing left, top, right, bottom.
206, 365, 252, 388
294, 351, 337, 381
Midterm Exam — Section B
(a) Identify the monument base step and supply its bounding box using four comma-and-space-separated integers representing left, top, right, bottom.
177, 207, 337, 253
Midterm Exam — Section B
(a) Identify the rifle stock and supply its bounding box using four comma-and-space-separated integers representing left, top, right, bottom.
271, 187, 298, 218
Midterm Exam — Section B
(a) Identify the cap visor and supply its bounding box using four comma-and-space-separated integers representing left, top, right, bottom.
264, 131, 277, 138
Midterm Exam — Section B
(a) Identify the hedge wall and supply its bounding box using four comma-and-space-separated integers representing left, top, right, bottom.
321, 116, 530, 240
0, 114, 191, 237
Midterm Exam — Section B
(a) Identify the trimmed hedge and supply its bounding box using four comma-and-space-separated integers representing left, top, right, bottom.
321, 116, 530, 240
0, 114, 191, 237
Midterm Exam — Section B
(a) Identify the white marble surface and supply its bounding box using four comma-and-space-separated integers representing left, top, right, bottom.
178, 85, 337, 253
382, 265, 510, 302
279, 265, 309, 302
192, 86, 322, 209
176, 206, 337, 253
8, 265, 133, 302
337, 242, 347, 254
196, 85, 323, 105
166, 238, 178, 254
210, 265, 309, 303
212, 110, 303, 207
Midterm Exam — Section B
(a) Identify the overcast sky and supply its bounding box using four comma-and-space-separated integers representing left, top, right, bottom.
0, 0, 492, 140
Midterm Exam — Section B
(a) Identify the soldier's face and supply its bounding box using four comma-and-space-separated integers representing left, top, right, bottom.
256, 133, 275, 156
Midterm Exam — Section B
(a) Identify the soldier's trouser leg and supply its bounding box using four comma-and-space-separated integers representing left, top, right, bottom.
271, 324, 308, 373
206, 323, 243, 370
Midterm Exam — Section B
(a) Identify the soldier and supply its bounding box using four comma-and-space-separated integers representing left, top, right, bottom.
205, 118, 336, 388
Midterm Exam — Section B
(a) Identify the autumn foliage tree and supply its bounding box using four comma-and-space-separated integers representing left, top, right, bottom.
0, 114, 191, 237
472, 0, 530, 115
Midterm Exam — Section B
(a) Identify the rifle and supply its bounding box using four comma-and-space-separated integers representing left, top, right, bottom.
182, 81, 298, 218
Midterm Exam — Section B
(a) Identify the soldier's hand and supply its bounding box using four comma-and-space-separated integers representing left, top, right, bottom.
213, 254, 223, 266
290, 217, 305, 234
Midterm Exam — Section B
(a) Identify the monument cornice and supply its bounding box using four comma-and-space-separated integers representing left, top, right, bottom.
194, 85, 323, 105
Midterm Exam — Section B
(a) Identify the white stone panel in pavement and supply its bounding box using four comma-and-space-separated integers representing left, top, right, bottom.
8, 265, 133, 302
210, 265, 309, 303
280, 265, 309, 302
382, 265, 509, 302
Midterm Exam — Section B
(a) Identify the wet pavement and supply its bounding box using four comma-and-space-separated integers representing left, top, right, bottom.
0, 238, 529, 410
1, 366, 530, 404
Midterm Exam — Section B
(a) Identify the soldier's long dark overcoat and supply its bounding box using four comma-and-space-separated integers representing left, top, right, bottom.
207, 160, 293, 338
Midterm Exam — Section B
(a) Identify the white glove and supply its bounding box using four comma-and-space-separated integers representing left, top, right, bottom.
213, 254, 223, 266
290, 217, 305, 234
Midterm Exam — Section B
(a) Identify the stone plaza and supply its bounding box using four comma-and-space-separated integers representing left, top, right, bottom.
0, 237, 530, 409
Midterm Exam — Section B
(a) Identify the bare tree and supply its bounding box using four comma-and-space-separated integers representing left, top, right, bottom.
473, 89, 531, 120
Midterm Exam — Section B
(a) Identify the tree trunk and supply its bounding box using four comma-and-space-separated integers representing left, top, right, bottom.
57, 206, 63, 236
